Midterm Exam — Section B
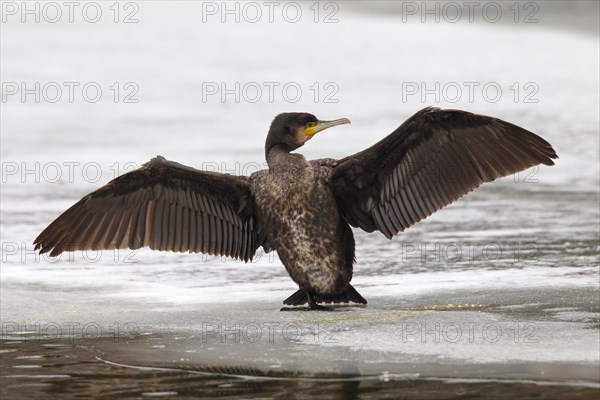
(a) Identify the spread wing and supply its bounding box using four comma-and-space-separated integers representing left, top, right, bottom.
34, 156, 262, 261
328, 107, 558, 238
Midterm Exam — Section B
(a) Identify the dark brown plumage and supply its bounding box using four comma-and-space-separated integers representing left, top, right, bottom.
330, 108, 557, 238
34, 157, 262, 261
34, 107, 558, 311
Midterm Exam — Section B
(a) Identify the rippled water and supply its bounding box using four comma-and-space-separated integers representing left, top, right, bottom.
1, 2, 599, 399
2, 340, 599, 400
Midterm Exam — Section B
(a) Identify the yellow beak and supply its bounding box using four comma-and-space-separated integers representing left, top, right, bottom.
304, 118, 351, 137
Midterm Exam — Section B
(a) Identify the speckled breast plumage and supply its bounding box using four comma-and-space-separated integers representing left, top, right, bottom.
251, 155, 353, 295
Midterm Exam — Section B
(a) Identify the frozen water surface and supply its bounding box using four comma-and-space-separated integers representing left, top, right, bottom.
1, 2, 599, 399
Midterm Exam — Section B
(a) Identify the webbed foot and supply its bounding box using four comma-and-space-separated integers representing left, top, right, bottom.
282, 284, 368, 306
280, 304, 334, 312
279, 290, 337, 311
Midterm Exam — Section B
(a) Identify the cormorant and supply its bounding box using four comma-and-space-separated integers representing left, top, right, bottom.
34, 107, 558, 311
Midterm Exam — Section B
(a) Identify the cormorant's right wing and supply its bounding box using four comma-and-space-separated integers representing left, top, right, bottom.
34, 156, 262, 262
327, 107, 558, 238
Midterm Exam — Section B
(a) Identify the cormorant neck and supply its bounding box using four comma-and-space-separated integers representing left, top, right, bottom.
265, 143, 294, 168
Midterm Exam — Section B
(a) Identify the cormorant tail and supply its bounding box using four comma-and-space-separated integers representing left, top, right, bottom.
283, 285, 367, 306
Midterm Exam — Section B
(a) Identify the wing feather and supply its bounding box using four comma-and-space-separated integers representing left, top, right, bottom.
34, 156, 262, 262
328, 107, 558, 237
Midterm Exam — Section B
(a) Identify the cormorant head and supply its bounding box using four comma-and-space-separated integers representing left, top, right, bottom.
265, 112, 350, 156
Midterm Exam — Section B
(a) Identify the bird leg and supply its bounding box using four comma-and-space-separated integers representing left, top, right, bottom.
280, 290, 334, 312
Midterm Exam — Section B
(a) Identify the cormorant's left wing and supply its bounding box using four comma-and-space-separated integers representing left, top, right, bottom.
34, 156, 262, 261
327, 107, 558, 238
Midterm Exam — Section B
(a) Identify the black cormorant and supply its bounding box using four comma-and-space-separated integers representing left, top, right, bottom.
34, 107, 558, 311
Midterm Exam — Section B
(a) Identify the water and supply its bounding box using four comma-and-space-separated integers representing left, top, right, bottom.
1, 2, 599, 399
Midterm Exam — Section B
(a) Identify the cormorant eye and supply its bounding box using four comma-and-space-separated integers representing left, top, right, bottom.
306, 122, 318, 128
